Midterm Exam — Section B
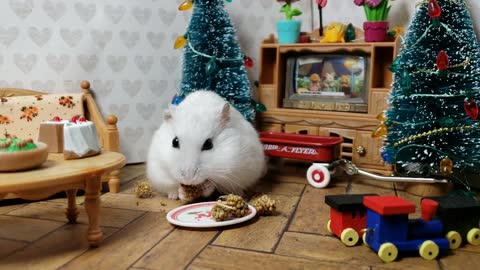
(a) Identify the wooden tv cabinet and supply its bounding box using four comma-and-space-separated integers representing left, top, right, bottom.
256, 31, 401, 174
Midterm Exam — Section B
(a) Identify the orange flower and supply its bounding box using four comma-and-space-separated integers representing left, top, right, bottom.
20, 106, 39, 121
0, 115, 11, 124
59, 96, 75, 108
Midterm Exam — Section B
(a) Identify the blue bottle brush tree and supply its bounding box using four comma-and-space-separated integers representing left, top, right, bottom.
174, 0, 258, 121
375, 0, 480, 189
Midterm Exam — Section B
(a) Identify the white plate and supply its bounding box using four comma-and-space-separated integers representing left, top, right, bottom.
166, 201, 257, 228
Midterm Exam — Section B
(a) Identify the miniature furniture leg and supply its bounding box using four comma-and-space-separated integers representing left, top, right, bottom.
84, 176, 103, 247
108, 169, 120, 193
65, 189, 79, 224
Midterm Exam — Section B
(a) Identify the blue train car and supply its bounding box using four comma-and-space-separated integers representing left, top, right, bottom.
363, 195, 450, 263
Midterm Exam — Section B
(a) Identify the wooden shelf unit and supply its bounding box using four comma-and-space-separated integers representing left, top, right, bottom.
256, 33, 401, 174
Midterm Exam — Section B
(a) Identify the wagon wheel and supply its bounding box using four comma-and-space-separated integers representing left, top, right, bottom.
419, 240, 439, 260
446, 231, 462, 249
340, 228, 359, 247
306, 164, 330, 188
326, 219, 333, 234
378, 242, 398, 263
467, 228, 480, 246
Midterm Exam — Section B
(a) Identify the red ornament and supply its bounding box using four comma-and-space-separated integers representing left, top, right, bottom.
79, 116, 87, 122
428, 0, 441, 19
244, 56, 254, 68
464, 99, 479, 120
436, 50, 449, 71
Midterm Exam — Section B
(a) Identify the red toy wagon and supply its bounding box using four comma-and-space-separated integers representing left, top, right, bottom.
259, 131, 449, 188
260, 132, 342, 188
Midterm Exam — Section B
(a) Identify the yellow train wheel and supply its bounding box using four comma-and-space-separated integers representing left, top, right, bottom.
419, 240, 439, 260
340, 228, 359, 247
327, 219, 333, 234
446, 231, 462, 249
362, 232, 369, 247
467, 228, 480, 246
378, 243, 398, 263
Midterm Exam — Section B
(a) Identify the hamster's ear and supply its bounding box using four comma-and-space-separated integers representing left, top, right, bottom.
219, 102, 230, 128
164, 105, 176, 122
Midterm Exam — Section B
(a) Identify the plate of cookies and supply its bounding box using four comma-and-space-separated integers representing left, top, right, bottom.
166, 194, 257, 228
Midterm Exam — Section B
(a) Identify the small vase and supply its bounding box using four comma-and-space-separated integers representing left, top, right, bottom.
363, 21, 389, 42
277, 20, 301, 44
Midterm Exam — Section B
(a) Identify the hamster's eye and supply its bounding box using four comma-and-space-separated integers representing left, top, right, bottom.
172, 136, 180, 149
201, 138, 213, 151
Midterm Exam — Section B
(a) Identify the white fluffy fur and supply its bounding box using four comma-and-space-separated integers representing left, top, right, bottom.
147, 90, 266, 200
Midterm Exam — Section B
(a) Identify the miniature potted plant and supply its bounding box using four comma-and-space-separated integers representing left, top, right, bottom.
354, 0, 393, 42
277, 0, 303, 44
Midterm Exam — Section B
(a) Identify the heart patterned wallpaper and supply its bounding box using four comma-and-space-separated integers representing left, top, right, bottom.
0, 0, 478, 163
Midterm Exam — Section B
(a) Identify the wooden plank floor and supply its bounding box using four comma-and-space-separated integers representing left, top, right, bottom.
1, 161, 479, 270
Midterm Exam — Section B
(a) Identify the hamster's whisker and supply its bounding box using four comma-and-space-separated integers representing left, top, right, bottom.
211, 173, 245, 195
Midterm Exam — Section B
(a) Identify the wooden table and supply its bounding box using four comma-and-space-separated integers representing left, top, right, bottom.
0, 151, 125, 247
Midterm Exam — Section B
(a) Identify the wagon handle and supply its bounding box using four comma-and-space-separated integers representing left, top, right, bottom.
333, 160, 449, 184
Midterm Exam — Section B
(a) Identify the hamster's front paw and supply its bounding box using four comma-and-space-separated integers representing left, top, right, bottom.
167, 191, 179, 200
178, 186, 188, 201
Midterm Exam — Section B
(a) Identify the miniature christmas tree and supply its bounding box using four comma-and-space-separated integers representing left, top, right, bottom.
376, 0, 480, 188
174, 0, 257, 121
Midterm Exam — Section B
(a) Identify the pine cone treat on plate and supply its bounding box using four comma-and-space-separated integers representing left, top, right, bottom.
211, 194, 249, 221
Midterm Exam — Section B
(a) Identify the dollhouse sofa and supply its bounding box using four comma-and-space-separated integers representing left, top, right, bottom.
0, 81, 122, 193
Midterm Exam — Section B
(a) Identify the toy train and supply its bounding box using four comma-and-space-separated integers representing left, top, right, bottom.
325, 194, 480, 263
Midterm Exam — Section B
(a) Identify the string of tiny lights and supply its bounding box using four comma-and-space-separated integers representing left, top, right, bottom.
408, 0, 474, 49
174, 0, 254, 76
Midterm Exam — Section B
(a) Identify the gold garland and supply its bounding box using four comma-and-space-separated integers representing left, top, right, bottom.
411, 57, 471, 76
394, 125, 473, 147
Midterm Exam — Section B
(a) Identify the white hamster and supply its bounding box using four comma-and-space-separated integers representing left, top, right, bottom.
147, 90, 266, 200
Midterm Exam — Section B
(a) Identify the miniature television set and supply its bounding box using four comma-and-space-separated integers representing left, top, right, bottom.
283, 54, 370, 113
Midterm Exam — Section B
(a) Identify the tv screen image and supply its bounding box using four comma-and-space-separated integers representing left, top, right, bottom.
283, 54, 370, 113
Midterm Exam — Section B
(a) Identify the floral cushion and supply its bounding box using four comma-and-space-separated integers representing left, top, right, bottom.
0, 94, 84, 140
